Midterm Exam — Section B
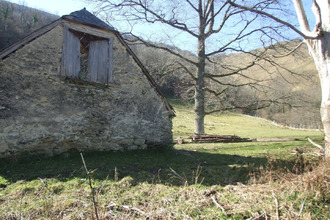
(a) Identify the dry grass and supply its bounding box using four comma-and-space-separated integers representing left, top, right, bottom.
1, 156, 328, 219
240, 156, 330, 219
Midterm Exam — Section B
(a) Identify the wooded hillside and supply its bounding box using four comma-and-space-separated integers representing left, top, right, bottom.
0, 0, 321, 128
0, 0, 58, 51
130, 39, 321, 129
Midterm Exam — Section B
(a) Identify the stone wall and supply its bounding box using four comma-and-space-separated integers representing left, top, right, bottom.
0, 24, 173, 157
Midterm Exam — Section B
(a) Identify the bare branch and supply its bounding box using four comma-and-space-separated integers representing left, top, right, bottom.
206, 6, 242, 38
124, 33, 198, 66
227, 0, 318, 39
176, 61, 197, 81
205, 61, 256, 78
185, 0, 199, 12
206, 19, 262, 57
204, 87, 227, 97
270, 41, 305, 58
205, 100, 272, 115
150, 64, 182, 77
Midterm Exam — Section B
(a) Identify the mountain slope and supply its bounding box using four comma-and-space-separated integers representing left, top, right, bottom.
0, 0, 58, 51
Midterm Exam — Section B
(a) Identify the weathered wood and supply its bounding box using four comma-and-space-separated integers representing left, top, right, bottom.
63, 20, 115, 39
88, 40, 109, 83
97, 40, 109, 83
108, 37, 114, 83
188, 134, 253, 143
88, 40, 98, 82
61, 27, 80, 78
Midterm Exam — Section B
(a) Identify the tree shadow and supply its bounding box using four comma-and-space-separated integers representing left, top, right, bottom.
0, 146, 289, 187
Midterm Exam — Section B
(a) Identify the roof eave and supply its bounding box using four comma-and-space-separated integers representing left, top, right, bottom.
62, 17, 118, 33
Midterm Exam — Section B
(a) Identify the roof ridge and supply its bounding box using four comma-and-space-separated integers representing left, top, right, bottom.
62, 8, 116, 31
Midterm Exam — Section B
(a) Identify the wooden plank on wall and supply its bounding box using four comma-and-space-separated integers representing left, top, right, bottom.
97, 40, 108, 83
108, 37, 114, 83
88, 40, 99, 82
61, 26, 80, 78
63, 20, 114, 39
88, 40, 108, 83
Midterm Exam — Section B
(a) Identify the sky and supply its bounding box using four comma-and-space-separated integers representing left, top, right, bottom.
6, 0, 316, 53
7, 0, 92, 16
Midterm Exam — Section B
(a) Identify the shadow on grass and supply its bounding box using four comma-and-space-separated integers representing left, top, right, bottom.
0, 146, 275, 186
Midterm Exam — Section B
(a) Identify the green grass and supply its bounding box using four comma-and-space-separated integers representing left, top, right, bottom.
171, 99, 322, 140
0, 99, 328, 219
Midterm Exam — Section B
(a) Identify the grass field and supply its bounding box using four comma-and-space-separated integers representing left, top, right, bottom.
0, 100, 328, 219
172, 99, 322, 140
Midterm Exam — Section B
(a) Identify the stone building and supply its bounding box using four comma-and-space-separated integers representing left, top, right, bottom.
0, 9, 174, 157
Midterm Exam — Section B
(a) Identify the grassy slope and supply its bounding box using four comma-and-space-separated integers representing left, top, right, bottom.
172, 99, 322, 140
0, 101, 328, 219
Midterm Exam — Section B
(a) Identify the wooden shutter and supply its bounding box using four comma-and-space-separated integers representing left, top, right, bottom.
108, 38, 113, 83
88, 40, 109, 83
61, 28, 80, 78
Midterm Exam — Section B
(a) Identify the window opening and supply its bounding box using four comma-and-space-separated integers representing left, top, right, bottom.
67, 29, 111, 83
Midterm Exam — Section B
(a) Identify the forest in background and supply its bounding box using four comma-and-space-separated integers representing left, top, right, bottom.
0, 0, 322, 129
0, 0, 58, 50
130, 39, 321, 129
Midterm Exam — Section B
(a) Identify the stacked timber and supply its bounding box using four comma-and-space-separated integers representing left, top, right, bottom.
188, 134, 254, 143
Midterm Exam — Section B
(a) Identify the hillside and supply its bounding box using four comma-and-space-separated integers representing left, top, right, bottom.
0, 0, 58, 51
171, 99, 322, 140
218, 40, 321, 128
0, 0, 322, 128
132, 39, 321, 128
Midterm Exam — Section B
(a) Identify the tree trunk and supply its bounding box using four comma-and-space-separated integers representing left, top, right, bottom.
194, 35, 206, 135
294, 0, 330, 159
194, 3, 206, 135
306, 32, 330, 158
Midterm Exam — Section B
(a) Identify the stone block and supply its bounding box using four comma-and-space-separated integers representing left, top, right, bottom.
134, 138, 145, 146
119, 139, 134, 146
110, 144, 124, 151
127, 145, 138, 151
140, 144, 148, 150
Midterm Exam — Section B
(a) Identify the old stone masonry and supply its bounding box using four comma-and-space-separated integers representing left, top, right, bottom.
0, 9, 174, 157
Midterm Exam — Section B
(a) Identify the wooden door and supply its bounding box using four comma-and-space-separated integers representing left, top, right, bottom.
88, 40, 109, 83
61, 28, 80, 78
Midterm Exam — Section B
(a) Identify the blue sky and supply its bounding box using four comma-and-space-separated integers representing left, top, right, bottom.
7, 0, 316, 53
7, 0, 92, 16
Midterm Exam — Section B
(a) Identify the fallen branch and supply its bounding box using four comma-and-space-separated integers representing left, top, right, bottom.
296, 198, 306, 220
121, 205, 146, 216
307, 138, 325, 156
211, 196, 227, 215
33, 177, 48, 200
272, 192, 280, 220
80, 153, 99, 220
107, 202, 147, 217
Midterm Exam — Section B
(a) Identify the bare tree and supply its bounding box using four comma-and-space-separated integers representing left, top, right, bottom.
228, 0, 330, 158
89, 0, 298, 135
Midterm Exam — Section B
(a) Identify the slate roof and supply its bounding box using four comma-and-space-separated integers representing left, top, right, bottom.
62, 8, 116, 31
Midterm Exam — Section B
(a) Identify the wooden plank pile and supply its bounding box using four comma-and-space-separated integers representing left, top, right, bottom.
188, 134, 255, 143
